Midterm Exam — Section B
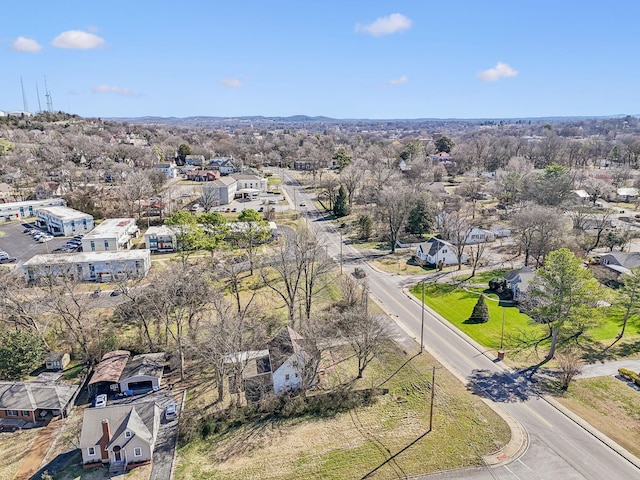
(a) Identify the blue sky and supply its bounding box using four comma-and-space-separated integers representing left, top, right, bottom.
2, 1, 639, 119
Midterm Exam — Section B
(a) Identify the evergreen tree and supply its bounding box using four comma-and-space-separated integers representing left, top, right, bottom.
334, 185, 350, 217
468, 295, 490, 323
0, 330, 46, 380
357, 215, 373, 240
405, 196, 434, 237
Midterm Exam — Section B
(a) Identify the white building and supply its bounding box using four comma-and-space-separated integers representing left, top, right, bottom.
82, 218, 139, 252
232, 174, 268, 192
415, 238, 466, 267
144, 226, 177, 253
465, 227, 495, 245
23, 250, 151, 283
0, 198, 66, 221
153, 163, 178, 179
210, 177, 238, 205
35, 206, 94, 236
209, 157, 236, 175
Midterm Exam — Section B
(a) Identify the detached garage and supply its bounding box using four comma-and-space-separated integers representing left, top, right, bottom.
118, 353, 165, 394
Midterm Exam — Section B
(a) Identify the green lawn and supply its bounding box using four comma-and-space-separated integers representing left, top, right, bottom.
410, 284, 539, 350
409, 283, 640, 351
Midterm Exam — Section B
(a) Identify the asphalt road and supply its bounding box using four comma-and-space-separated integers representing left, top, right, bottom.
283, 171, 640, 480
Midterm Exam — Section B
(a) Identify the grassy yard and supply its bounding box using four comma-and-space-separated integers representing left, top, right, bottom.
0, 429, 40, 480
175, 345, 510, 480
409, 283, 640, 361
555, 377, 640, 457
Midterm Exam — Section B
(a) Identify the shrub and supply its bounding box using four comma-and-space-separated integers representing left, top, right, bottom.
618, 368, 640, 385
468, 295, 490, 324
488, 277, 507, 293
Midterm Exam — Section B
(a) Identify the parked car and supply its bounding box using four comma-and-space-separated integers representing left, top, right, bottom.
258, 206, 264, 212
231, 207, 237, 212
0, 257, 16, 264
94, 394, 107, 408
39, 235, 53, 243
73, 234, 84, 240
299, 202, 306, 207
165, 403, 178, 420
110, 287, 129, 297
353, 267, 367, 279
91, 289, 101, 298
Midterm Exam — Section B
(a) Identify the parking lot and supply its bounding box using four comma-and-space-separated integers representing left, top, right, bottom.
0, 221, 77, 263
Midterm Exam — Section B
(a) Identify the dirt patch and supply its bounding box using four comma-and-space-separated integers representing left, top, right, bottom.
0, 429, 39, 480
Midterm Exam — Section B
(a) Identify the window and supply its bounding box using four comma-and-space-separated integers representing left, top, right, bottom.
90, 241, 95, 251
22, 411, 30, 417
6, 410, 18, 417
133, 447, 142, 457
104, 241, 109, 249
125, 430, 132, 438
87, 446, 96, 456
285, 374, 290, 381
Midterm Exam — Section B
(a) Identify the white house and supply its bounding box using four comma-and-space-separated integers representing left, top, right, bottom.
153, 163, 178, 179
35, 206, 94, 236
415, 238, 465, 267
209, 157, 236, 175
210, 177, 238, 205
82, 218, 139, 252
616, 187, 639, 202
0, 198, 66, 222
465, 227, 495, 244
237, 327, 316, 402
79, 401, 160, 472
232, 174, 268, 200
144, 225, 177, 253
504, 267, 537, 300
23, 250, 151, 283
118, 353, 165, 393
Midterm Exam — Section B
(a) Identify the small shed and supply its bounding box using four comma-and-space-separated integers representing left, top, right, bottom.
45, 352, 70, 371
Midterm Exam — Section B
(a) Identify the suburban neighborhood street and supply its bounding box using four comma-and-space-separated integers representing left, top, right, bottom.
283, 171, 640, 480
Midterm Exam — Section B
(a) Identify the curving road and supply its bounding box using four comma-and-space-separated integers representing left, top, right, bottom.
284, 171, 640, 480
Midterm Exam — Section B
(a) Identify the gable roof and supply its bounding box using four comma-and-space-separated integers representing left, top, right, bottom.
602, 251, 640, 269
418, 237, 451, 257
504, 266, 535, 283
0, 381, 78, 411
268, 327, 305, 372
79, 401, 158, 449
119, 353, 165, 381
89, 351, 130, 385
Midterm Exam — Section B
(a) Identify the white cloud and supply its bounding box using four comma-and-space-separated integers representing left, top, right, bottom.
219, 77, 243, 88
477, 62, 518, 82
355, 13, 413, 37
92, 85, 138, 97
388, 75, 408, 86
12, 37, 42, 53
52, 30, 105, 50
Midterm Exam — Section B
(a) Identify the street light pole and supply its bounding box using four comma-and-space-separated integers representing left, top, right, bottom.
498, 306, 506, 360
340, 230, 343, 274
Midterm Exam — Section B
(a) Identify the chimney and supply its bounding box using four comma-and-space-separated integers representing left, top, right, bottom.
99, 419, 111, 461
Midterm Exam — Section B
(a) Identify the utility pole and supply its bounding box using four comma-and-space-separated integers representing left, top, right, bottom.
340, 229, 343, 274
429, 366, 436, 431
420, 278, 425, 353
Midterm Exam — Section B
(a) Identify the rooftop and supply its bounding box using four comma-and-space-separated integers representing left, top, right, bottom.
0, 381, 79, 411
24, 249, 151, 266
36, 206, 93, 221
89, 350, 131, 385
120, 353, 165, 381
0, 198, 65, 209
84, 218, 137, 240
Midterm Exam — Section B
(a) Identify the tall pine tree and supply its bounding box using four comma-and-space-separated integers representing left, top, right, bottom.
334, 185, 350, 217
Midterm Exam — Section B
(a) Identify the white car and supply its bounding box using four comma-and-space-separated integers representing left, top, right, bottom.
39, 235, 53, 242
94, 394, 107, 408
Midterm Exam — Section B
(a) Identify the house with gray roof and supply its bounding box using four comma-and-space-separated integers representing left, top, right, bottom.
89, 351, 165, 398
0, 381, 79, 430
79, 401, 160, 472
600, 251, 640, 275
504, 266, 537, 300
415, 238, 466, 267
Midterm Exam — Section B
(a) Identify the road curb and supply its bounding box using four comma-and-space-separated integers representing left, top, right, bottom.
542, 394, 640, 470
368, 282, 530, 468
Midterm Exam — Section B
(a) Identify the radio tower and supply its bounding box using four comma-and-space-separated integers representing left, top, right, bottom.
20, 77, 29, 113
36, 82, 43, 112
44, 76, 53, 112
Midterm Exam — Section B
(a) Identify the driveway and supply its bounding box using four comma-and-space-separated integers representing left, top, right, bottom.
577, 358, 640, 378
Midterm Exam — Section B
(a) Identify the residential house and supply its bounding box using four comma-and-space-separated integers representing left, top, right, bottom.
184, 155, 205, 167
81, 218, 139, 252
35, 182, 67, 199
153, 163, 178, 179
504, 267, 536, 300
79, 401, 160, 472
490, 225, 511, 238
600, 251, 640, 276
572, 189, 591, 204
0, 381, 79, 430
232, 174, 268, 199
45, 352, 70, 371
23, 250, 151, 283
235, 327, 316, 403
615, 187, 639, 202
185, 170, 220, 182
35, 206, 94, 236
0, 198, 66, 222
465, 227, 495, 244
88, 351, 165, 398
415, 238, 465, 267
144, 225, 177, 253
208, 157, 236, 175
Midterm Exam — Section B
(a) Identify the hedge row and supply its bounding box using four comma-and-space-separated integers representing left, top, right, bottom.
618, 368, 640, 386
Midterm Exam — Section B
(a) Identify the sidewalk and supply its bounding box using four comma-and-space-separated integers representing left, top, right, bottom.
577, 358, 640, 378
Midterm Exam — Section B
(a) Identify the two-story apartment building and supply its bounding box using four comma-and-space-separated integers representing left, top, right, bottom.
0, 198, 66, 222
23, 250, 151, 283
81, 218, 139, 252
144, 226, 177, 253
35, 206, 94, 236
